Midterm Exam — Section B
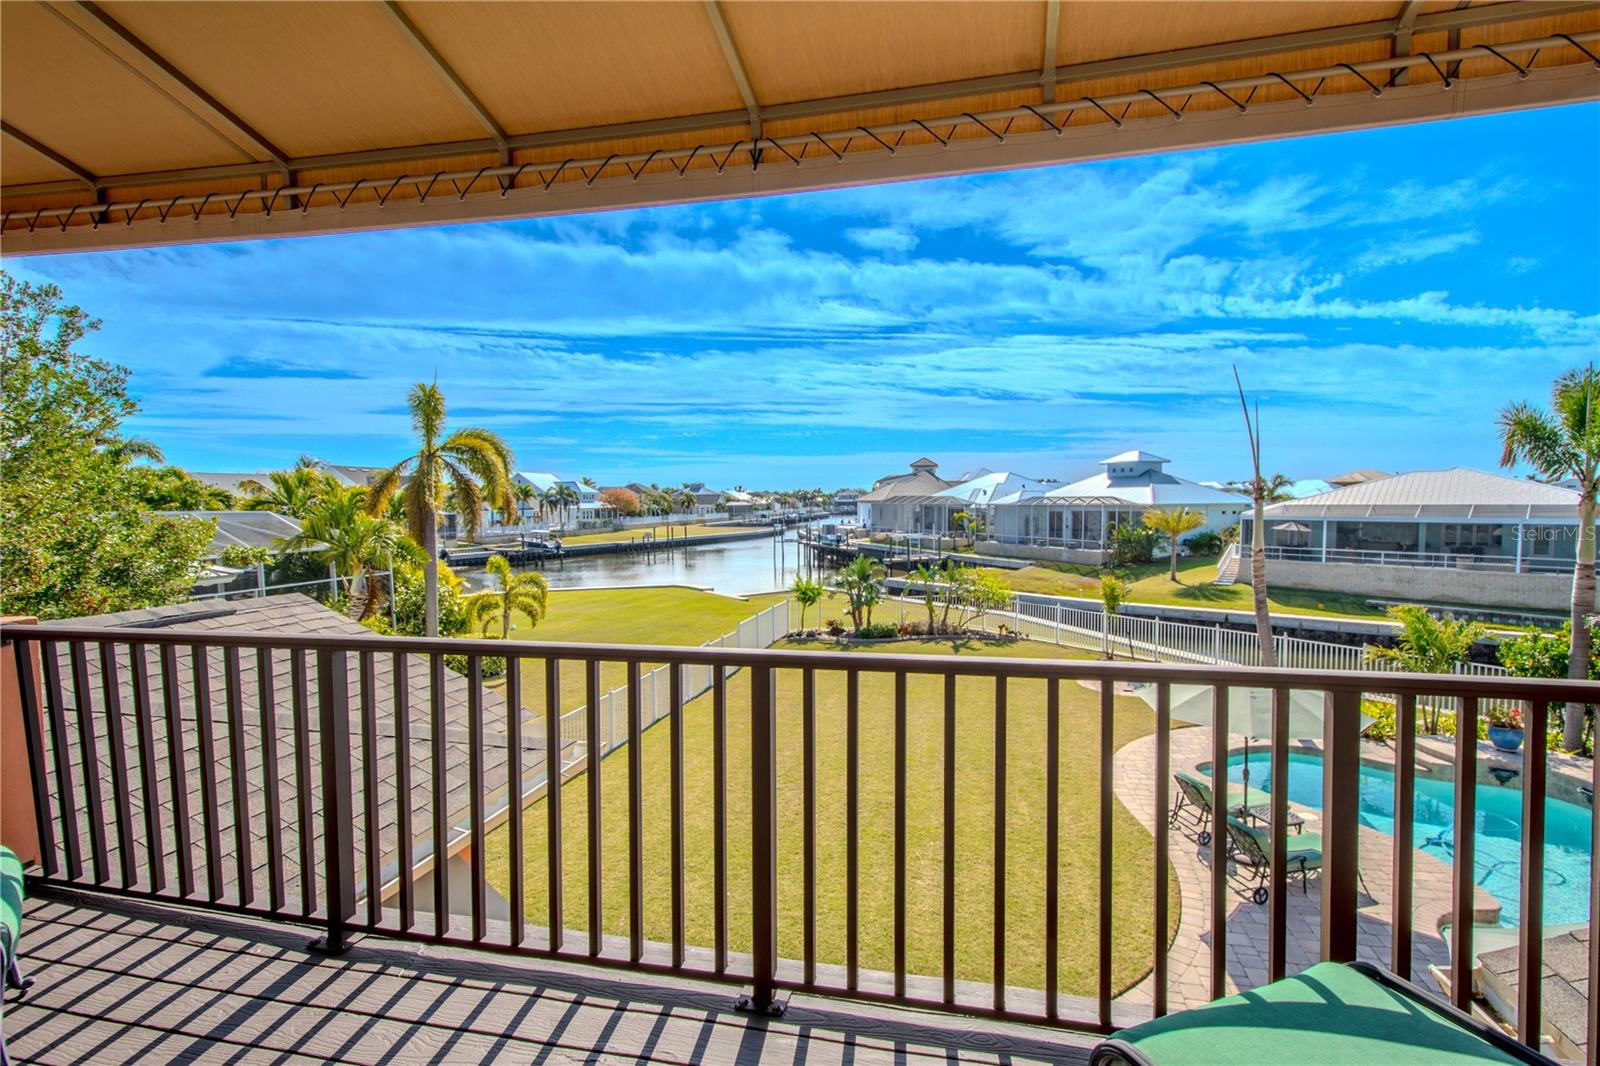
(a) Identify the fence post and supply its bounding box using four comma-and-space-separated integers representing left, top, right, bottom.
1321, 688, 1362, 962
312, 647, 355, 954
739, 663, 784, 1015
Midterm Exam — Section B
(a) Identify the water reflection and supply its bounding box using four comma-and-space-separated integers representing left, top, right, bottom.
458, 521, 835, 597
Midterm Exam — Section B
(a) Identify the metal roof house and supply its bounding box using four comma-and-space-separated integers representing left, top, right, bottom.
1239, 468, 1590, 613
989, 452, 1247, 564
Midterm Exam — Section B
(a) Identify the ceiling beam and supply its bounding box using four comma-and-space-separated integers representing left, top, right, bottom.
53, 1, 292, 177
0, 122, 97, 190
5, 0, 1591, 200
377, 1, 509, 160
704, 1, 762, 140
1042, 0, 1061, 104
1390, 0, 1426, 85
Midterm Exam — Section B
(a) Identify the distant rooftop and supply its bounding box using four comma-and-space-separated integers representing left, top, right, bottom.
1099, 449, 1170, 465
1265, 468, 1581, 520
155, 510, 303, 556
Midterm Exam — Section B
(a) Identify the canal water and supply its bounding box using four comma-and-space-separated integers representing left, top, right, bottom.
459, 521, 835, 597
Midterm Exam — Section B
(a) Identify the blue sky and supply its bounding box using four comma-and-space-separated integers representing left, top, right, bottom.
9, 103, 1597, 490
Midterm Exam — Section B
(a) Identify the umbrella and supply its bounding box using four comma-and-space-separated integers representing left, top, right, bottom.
1129, 684, 1373, 816
1273, 521, 1312, 533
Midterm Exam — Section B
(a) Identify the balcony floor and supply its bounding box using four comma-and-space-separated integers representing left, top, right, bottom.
7, 887, 1095, 1065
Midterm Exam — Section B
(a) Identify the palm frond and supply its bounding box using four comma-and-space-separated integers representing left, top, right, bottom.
1497, 402, 1573, 477
408, 383, 446, 448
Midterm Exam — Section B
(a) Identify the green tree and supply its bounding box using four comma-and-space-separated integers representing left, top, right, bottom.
1, 275, 211, 619
239, 465, 335, 518
1142, 506, 1207, 582
1499, 367, 1599, 751
1498, 622, 1600, 751
465, 554, 550, 638
789, 575, 824, 631
1099, 573, 1132, 659
965, 570, 1012, 632
910, 563, 942, 631
281, 486, 422, 619
131, 465, 236, 511
365, 383, 515, 637
1366, 605, 1489, 733
835, 554, 887, 630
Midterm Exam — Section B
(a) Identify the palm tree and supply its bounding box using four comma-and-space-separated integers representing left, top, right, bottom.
511, 481, 538, 527
911, 563, 941, 631
1142, 506, 1207, 582
789, 575, 824, 632
1500, 366, 1599, 750
1099, 573, 1131, 659
1366, 605, 1488, 734
465, 554, 550, 638
365, 382, 515, 637
835, 554, 887, 630
674, 487, 697, 515
280, 487, 421, 619
103, 436, 165, 465
555, 483, 580, 528
239, 466, 333, 519
1233, 366, 1276, 667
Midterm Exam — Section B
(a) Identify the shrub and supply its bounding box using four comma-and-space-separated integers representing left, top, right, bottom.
1184, 531, 1224, 556
443, 651, 507, 679
1110, 524, 1159, 566
824, 618, 846, 637
854, 622, 900, 639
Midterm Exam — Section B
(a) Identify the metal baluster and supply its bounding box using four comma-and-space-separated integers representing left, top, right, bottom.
257, 648, 284, 912
42, 642, 83, 881
98, 643, 137, 888
714, 662, 728, 972
1046, 677, 1060, 1020
313, 648, 354, 954
1099, 678, 1114, 1026
430, 652, 449, 936
1449, 695, 1478, 1009
893, 670, 908, 998
1323, 688, 1363, 964
224, 647, 254, 906
10, 636, 59, 877
191, 645, 222, 901
468, 655, 487, 942
1392, 692, 1417, 978
586, 658, 602, 957
995, 676, 1008, 1012
1153, 681, 1170, 1017
846, 668, 860, 990
129, 645, 161, 891
743, 663, 779, 1015
671, 662, 686, 968
1268, 686, 1289, 981
506, 657, 524, 948
359, 650, 381, 927
68, 642, 109, 884
393, 653, 413, 931
1518, 699, 1548, 1049
161, 644, 194, 898
545, 658, 563, 951
291, 647, 314, 915
942, 673, 956, 1006
627, 660, 643, 962
1209, 683, 1229, 998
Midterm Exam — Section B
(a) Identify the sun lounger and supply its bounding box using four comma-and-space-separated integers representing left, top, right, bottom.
1169, 770, 1271, 845
1090, 960, 1556, 1065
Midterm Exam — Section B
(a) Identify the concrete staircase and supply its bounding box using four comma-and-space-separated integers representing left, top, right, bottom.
1212, 542, 1243, 585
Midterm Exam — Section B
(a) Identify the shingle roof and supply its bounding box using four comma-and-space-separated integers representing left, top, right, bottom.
40, 595, 543, 908
1264, 467, 1582, 520
858, 469, 953, 502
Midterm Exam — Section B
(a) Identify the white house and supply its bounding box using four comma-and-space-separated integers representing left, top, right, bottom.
855, 458, 954, 530
1237, 467, 1591, 612
988, 451, 1244, 564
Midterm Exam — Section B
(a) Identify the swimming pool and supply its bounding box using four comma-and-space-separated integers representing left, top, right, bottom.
1222, 751, 1592, 927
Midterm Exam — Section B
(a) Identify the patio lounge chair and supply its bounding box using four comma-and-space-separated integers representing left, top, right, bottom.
1169, 771, 1271, 846
1089, 960, 1556, 1065
1, 845, 34, 1066
1225, 817, 1365, 905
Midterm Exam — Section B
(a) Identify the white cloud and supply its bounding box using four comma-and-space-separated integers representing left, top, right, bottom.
844, 226, 919, 253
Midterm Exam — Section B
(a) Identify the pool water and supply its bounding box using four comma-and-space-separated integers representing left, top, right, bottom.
1224, 751, 1592, 927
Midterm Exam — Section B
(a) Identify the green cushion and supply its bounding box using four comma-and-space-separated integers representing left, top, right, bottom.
1175, 771, 1272, 812
1108, 962, 1525, 1065
0, 845, 21, 966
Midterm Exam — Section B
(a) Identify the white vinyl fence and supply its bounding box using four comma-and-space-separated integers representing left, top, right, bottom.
554, 598, 792, 770
885, 591, 1517, 716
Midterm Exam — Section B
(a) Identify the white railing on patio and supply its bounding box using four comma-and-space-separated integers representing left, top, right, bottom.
555, 598, 792, 766
885, 590, 1516, 716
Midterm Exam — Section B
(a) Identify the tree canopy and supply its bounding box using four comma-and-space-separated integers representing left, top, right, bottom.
1, 274, 211, 619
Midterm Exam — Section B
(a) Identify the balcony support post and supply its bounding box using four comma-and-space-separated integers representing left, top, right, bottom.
311, 647, 356, 956
739, 663, 785, 1015
1321, 688, 1362, 962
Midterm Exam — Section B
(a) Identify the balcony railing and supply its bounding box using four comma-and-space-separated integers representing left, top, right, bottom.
2, 621, 1595, 1050
1264, 545, 1571, 575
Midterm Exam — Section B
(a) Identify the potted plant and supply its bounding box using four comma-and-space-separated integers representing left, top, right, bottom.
1486, 704, 1525, 752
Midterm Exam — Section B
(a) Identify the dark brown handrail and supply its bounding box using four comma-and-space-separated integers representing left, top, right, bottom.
14, 622, 1600, 699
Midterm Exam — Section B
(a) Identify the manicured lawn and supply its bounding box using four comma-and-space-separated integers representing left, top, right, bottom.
975, 557, 1387, 619
481, 635, 1177, 998
478, 584, 847, 717
560, 522, 768, 546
